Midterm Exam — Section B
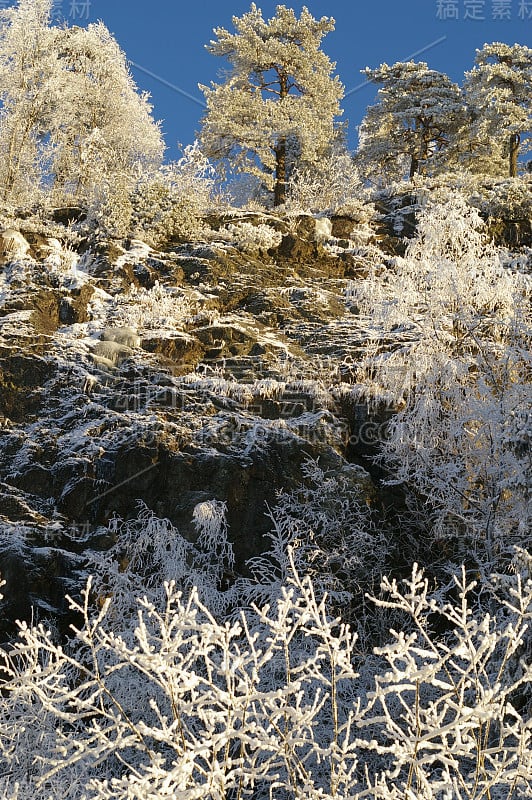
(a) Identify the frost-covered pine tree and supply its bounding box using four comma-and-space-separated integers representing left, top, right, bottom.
199, 4, 343, 206
464, 42, 532, 177
357, 61, 466, 183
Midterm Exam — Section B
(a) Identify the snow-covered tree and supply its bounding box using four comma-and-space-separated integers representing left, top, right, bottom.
0, 0, 56, 203
199, 4, 344, 206
464, 42, 532, 177
50, 22, 163, 208
357, 61, 466, 184
350, 197, 531, 569
0, 0, 163, 212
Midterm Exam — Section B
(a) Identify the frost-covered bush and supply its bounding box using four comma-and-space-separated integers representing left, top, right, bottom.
89, 158, 190, 243
88, 175, 134, 239
243, 459, 387, 635
131, 142, 219, 247
0, 558, 530, 799
221, 220, 282, 253
108, 279, 193, 331
87, 501, 236, 622
408, 175, 532, 226
351, 197, 531, 567
0, 569, 362, 800
285, 142, 364, 215
356, 558, 532, 800
473, 177, 532, 220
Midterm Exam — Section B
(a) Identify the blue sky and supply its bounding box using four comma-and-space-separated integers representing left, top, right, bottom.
49, 1, 532, 160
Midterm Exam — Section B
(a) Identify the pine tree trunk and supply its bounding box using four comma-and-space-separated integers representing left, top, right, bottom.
409, 155, 419, 179
273, 70, 289, 206
509, 133, 520, 178
274, 140, 287, 206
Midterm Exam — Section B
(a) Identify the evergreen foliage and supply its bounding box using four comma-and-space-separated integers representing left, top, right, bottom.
357, 61, 466, 184
464, 43, 532, 178
199, 4, 343, 206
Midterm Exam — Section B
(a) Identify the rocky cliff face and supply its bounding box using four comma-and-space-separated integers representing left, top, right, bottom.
1, 205, 529, 639
0, 211, 391, 637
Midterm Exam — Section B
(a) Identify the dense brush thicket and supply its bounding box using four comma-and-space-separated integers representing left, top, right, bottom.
0, 547, 531, 799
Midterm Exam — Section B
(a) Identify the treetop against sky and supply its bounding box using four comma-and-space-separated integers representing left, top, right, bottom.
2, 0, 527, 159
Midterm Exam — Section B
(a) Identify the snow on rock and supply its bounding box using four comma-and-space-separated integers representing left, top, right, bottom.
314, 216, 333, 241
0, 208, 407, 637
0, 229, 31, 261
91, 339, 134, 365
101, 326, 141, 348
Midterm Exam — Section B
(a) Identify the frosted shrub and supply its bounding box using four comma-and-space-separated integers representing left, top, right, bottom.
354, 196, 518, 333
225, 172, 273, 209
286, 144, 363, 215
244, 459, 388, 641
222, 221, 282, 254
352, 197, 532, 567
474, 177, 532, 220
192, 499, 234, 575
0, 560, 530, 799
89, 174, 134, 239
87, 501, 236, 622
131, 142, 219, 247
0, 570, 362, 800
356, 559, 532, 800
109, 280, 193, 331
